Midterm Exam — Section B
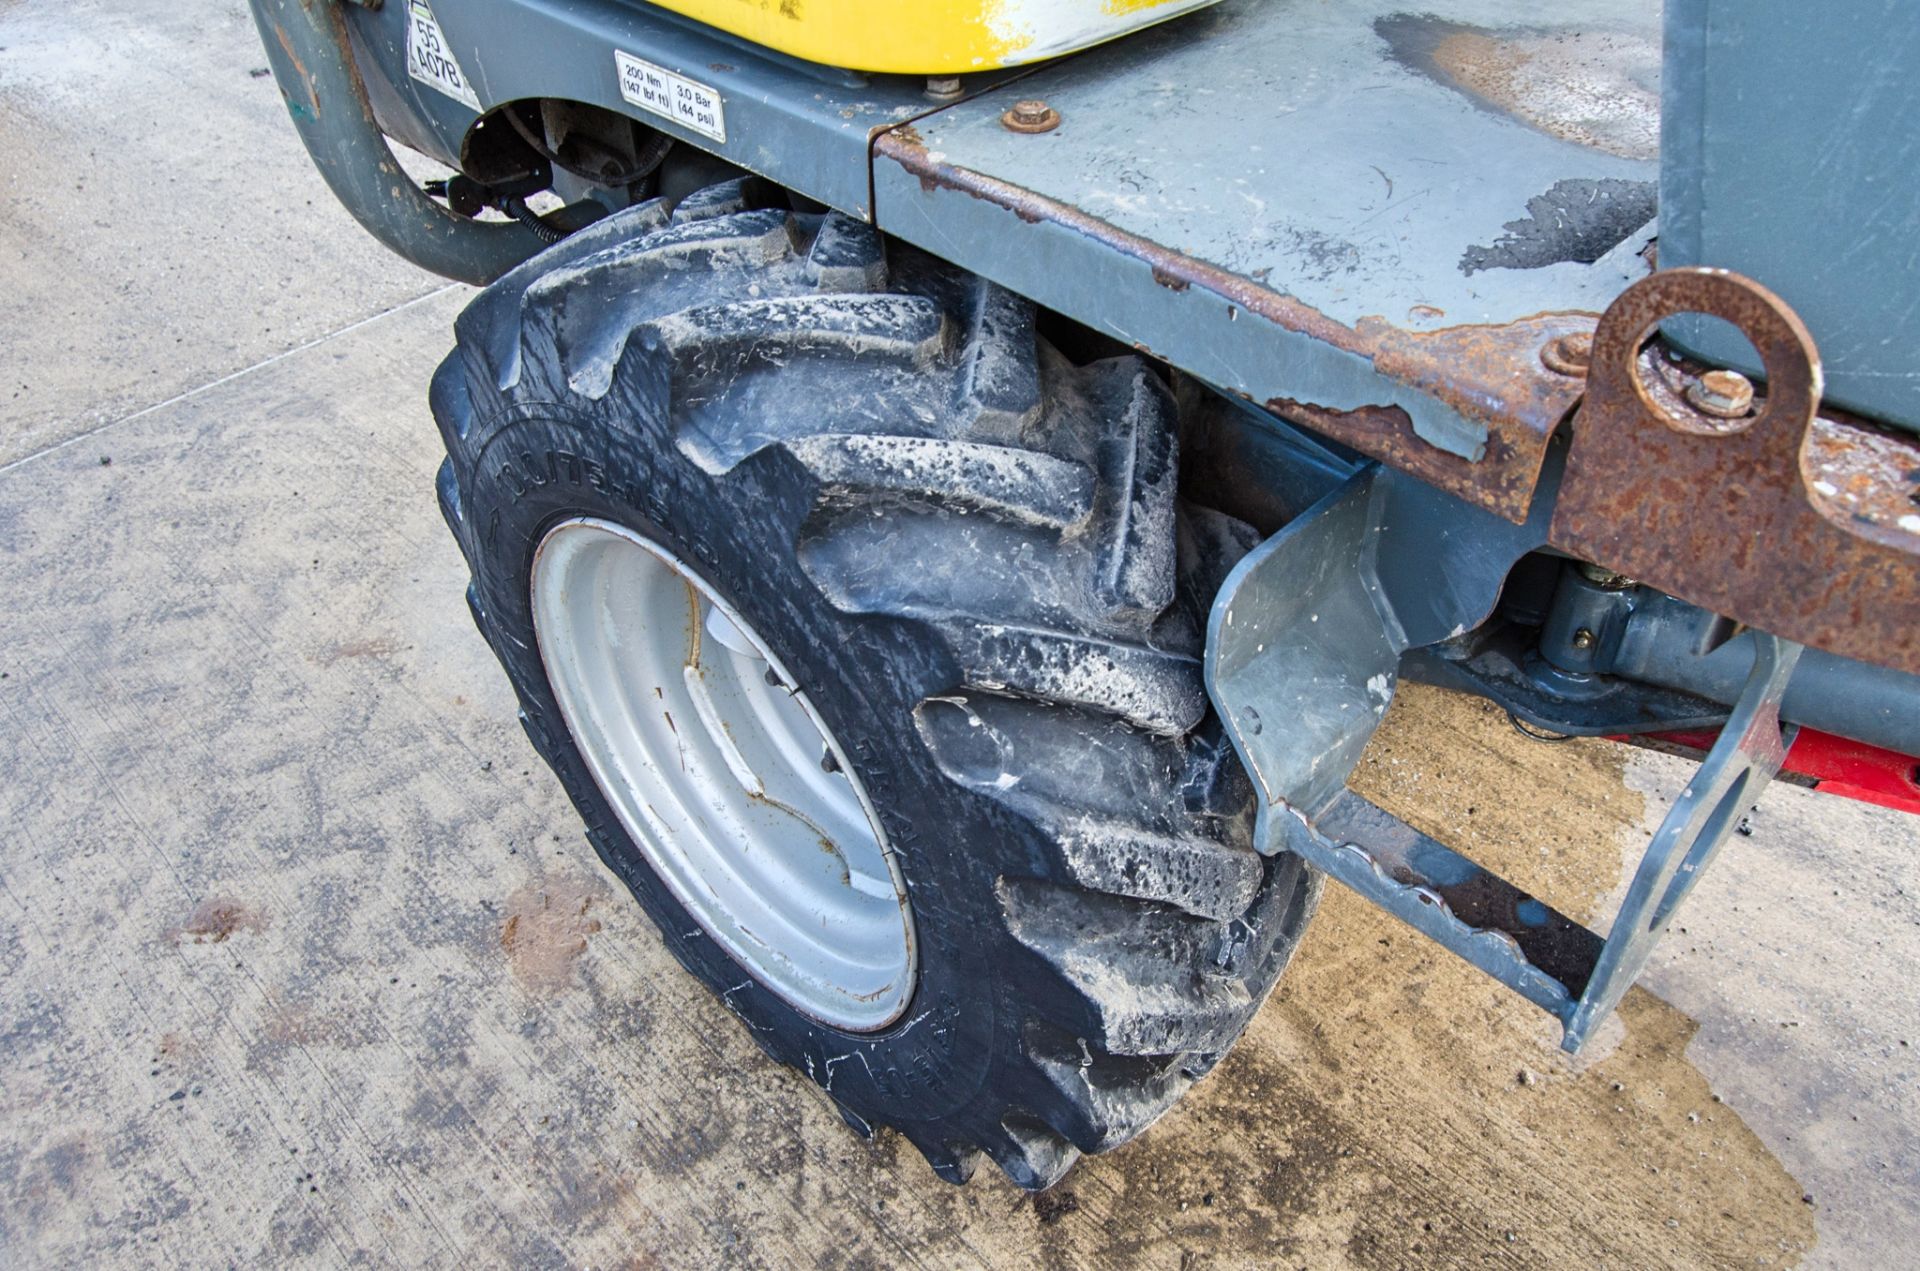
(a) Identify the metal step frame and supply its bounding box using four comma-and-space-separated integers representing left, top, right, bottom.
1205, 459, 1804, 1050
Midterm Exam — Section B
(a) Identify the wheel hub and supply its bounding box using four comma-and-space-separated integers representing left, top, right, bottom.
530, 517, 916, 1031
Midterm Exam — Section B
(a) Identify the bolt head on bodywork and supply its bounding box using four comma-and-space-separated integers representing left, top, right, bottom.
1002, 99, 1061, 134
925, 76, 963, 100
1541, 332, 1594, 376
1687, 369, 1756, 418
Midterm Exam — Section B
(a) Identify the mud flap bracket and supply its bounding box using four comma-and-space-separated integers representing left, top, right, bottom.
1206, 466, 1803, 1052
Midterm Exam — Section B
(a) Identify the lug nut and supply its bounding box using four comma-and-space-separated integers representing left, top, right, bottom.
1002, 99, 1061, 134
1686, 369, 1755, 418
1540, 331, 1593, 376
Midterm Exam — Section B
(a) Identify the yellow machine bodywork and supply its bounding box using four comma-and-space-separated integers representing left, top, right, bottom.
641, 0, 1220, 74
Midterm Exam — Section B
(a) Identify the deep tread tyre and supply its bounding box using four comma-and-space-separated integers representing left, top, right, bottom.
433, 182, 1321, 1190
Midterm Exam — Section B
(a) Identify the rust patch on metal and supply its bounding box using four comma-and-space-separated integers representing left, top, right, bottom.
1265, 383, 1570, 515
1804, 412, 1920, 535
1541, 330, 1593, 375
269, 25, 311, 102
1322, 794, 1603, 999
1001, 99, 1061, 135
1263, 396, 1497, 510
1376, 16, 1661, 161
1358, 312, 1593, 511
874, 129, 1588, 522
1551, 268, 1920, 674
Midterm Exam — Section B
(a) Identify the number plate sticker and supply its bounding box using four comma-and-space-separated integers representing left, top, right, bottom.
405, 0, 481, 110
614, 51, 727, 143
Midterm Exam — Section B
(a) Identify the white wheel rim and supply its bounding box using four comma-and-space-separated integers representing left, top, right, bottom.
530, 517, 917, 1031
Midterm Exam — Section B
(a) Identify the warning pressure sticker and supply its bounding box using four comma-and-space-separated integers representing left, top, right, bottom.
615, 51, 727, 143
407, 0, 482, 111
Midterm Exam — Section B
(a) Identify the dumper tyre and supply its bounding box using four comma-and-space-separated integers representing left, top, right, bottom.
431, 182, 1320, 1189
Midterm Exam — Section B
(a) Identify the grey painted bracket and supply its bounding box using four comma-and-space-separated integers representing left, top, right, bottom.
336, 0, 1025, 219
1285, 793, 1605, 1021
1207, 465, 1805, 1051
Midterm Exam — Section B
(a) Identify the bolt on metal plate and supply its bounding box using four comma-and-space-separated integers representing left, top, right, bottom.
1001, 99, 1061, 134
1541, 331, 1593, 376
1686, 368, 1755, 418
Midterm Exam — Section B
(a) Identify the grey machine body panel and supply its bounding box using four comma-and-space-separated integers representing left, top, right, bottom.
344, 0, 1672, 472
341, 0, 1916, 436
872, 0, 1662, 464
333, 0, 1919, 755
340, 0, 1021, 219
1660, 0, 1920, 433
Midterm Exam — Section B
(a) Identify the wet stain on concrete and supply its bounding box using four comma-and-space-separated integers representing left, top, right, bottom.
499, 878, 605, 993
309, 636, 404, 666
997, 685, 1819, 1265
170, 897, 266, 944
1351, 681, 1637, 919
258, 1002, 381, 1052
1, 1134, 95, 1233
1031, 1187, 1080, 1224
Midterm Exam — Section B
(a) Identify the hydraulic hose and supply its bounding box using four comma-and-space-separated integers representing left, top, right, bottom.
249, 0, 546, 286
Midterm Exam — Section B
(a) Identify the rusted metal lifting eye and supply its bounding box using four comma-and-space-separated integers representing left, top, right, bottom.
1549, 268, 1920, 676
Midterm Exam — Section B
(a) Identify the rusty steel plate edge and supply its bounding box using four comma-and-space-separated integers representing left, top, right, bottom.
1551, 268, 1920, 675
874, 130, 1592, 523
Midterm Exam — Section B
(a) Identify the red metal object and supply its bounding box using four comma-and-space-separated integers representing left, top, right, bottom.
1616, 727, 1920, 816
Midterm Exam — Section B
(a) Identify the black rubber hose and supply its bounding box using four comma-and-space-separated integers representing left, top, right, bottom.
503, 198, 566, 245
248, 0, 546, 286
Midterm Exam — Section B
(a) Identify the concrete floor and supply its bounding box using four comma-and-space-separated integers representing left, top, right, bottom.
2, 2, 1915, 1266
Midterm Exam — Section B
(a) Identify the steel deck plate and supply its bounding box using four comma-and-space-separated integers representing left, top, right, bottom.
876, 0, 1662, 513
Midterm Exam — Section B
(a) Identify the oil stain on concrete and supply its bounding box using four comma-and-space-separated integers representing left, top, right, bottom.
169, 897, 268, 945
